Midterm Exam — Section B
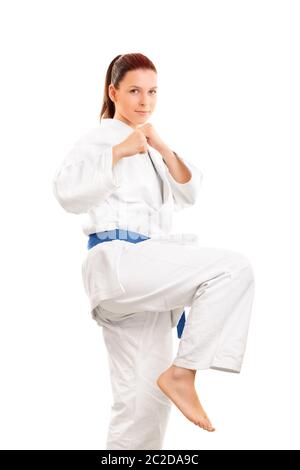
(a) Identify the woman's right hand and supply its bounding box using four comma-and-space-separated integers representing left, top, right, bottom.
116, 129, 149, 158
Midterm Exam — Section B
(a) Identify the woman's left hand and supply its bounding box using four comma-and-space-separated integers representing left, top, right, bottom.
138, 123, 168, 152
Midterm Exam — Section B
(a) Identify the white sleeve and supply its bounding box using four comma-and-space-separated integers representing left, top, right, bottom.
52, 142, 120, 214
163, 153, 203, 212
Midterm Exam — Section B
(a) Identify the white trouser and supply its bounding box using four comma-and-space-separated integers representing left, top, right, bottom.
101, 309, 173, 450
92, 238, 255, 449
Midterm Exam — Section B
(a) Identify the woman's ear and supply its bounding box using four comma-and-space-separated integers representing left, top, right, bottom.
108, 84, 115, 102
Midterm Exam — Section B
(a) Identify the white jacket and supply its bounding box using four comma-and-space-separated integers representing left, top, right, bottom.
52, 118, 203, 328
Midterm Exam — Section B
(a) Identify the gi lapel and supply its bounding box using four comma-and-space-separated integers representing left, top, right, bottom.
147, 148, 171, 204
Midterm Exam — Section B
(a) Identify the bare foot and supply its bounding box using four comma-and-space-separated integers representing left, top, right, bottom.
156, 365, 216, 432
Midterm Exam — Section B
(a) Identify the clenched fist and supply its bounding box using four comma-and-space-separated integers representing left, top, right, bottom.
117, 129, 149, 158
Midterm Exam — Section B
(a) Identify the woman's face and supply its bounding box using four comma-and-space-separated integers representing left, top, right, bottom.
109, 68, 158, 128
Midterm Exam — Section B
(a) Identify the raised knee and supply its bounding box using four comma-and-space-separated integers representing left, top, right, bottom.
233, 253, 255, 282
224, 250, 255, 281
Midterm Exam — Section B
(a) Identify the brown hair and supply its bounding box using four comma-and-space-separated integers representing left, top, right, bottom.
100, 53, 157, 120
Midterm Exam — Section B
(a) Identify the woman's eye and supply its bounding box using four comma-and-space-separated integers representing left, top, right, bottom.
130, 90, 157, 94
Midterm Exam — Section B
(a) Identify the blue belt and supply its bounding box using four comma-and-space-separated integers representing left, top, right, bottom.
87, 228, 186, 338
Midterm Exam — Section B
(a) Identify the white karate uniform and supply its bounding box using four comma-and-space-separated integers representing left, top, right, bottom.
52, 118, 255, 450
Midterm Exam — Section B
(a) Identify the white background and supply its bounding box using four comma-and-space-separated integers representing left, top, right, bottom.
0, 0, 299, 450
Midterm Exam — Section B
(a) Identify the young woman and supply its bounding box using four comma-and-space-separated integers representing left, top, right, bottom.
53, 53, 255, 450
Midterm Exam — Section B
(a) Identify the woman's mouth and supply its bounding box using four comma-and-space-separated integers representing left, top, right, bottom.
135, 111, 149, 115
